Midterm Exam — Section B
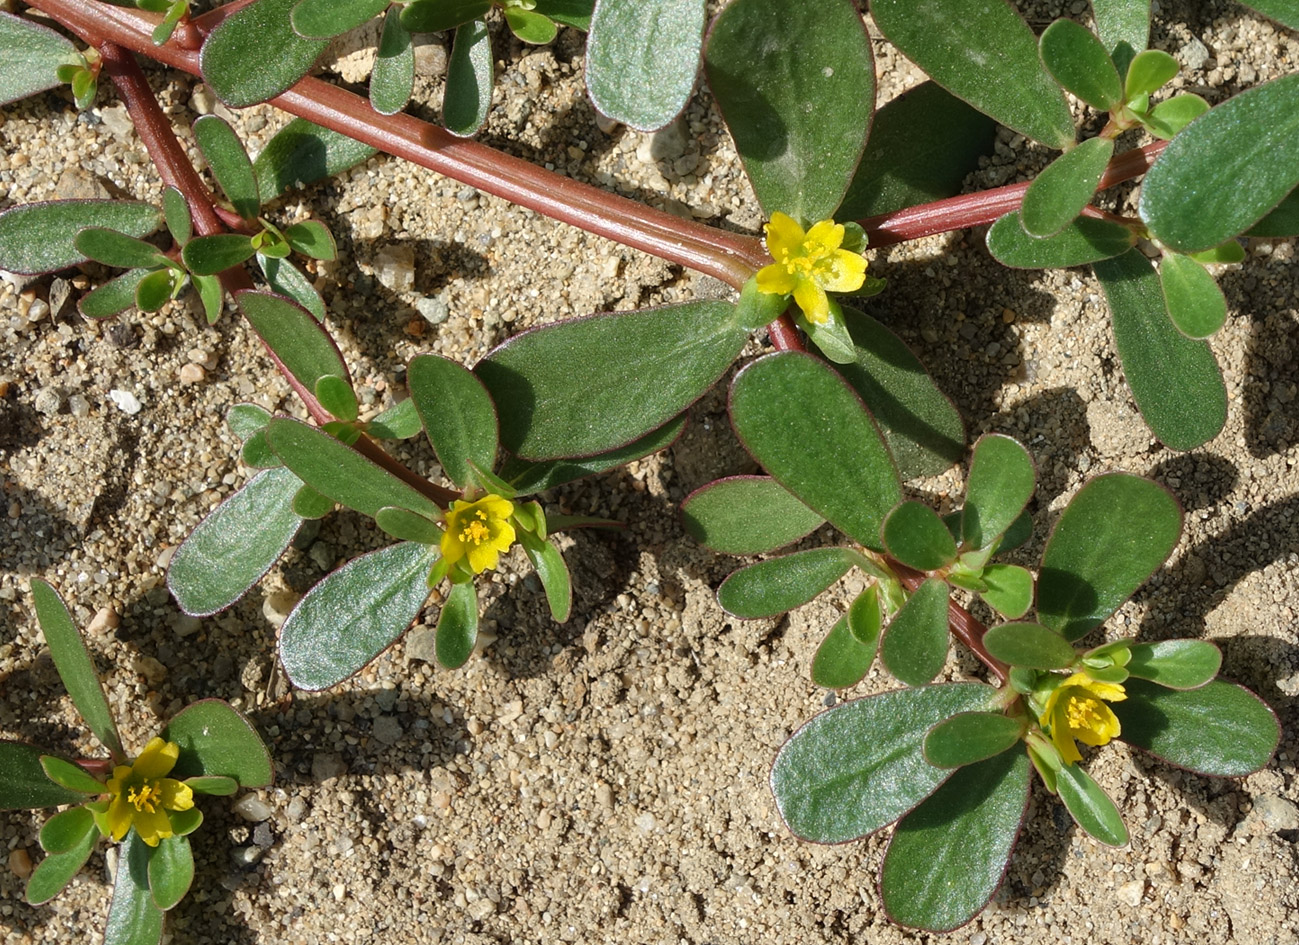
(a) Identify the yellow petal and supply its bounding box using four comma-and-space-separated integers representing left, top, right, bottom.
755, 262, 795, 296
1072, 702, 1122, 746
1050, 703, 1083, 764
158, 778, 195, 812
764, 211, 805, 259
793, 279, 831, 325
820, 249, 867, 293
478, 495, 515, 521
134, 737, 179, 780
106, 793, 133, 842
133, 807, 172, 847
440, 528, 466, 567
804, 218, 845, 254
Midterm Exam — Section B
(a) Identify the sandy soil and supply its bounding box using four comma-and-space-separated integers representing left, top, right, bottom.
2, 1, 1297, 943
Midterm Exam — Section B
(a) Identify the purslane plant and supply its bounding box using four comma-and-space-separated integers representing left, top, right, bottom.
1, 0, 1295, 934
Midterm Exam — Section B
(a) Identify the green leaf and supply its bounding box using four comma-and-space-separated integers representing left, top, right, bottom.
147, 835, 193, 911
280, 220, 335, 261
1159, 253, 1227, 339
1123, 48, 1177, 101
1141, 74, 1299, 250
280, 541, 434, 688
408, 354, 499, 489
477, 301, 747, 460
39, 806, 96, 855
883, 501, 957, 572
161, 187, 192, 245
871, 0, 1074, 149
192, 272, 223, 323
1144, 93, 1210, 139
838, 81, 997, 220
200, 0, 328, 107
1020, 137, 1115, 238
1056, 762, 1128, 846
400, 0, 491, 32
134, 267, 182, 313
704, 0, 874, 220
810, 586, 882, 690
1248, 186, 1299, 237
163, 700, 273, 786
0, 200, 161, 275
368, 8, 415, 115
1189, 240, 1247, 265
983, 621, 1077, 669
79, 268, 151, 320
1124, 640, 1221, 689
532, 0, 593, 30
681, 476, 824, 556
880, 578, 950, 686
184, 775, 239, 796
1090, 0, 1149, 77
102, 831, 164, 945
258, 255, 324, 321
522, 538, 571, 622
164, 806, 202, 838
0, 743, 89, 809
504, 6, 557, 44
291, 0, 390, 38
39, 756, 106, 794
181, 233, 255, 275
730, 352, 901, 550
717, 547, 858, 619
31, 579, 124, 760
375, 506, 441, 545
1236, 0, 1299, 28
435, 579, 479, 669
1114, 678, 1279, 776
368, 398, 424, 440
923, 712, 1023, 769
0, 11, 82, 106
193, 115, 261, 221
237, 290, 349, 394
315, 374, 359, 423
771, 682, 999, 843
980, 564, 1034, 620
987, 212, 1134, 268
1093, 249, 1227, 449
962, 434, 1035, 550
73, 227, 169, 270
253, 118, 378, 202
1037, 473, 1181, 641
1039, 18, 1123, 111
168, 466, 303, 616
444, 19, 493, 136
498, 413, 685, 494
292, 482, 334, 518
834, 309, 966, 479
265, 418, 442, 520
882, 750, 1030, 932
733, 275, 788, 330
26, 822, 97, 906
586, 0, 703, 131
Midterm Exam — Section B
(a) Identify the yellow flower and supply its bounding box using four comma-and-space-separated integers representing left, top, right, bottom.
1038, 673, 1127, 765
104, 737, 194, 847
441, 494, 516, 574
754, 212, 867, 325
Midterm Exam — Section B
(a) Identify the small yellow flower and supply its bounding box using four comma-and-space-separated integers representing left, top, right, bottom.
754, 212, 867, 325
1038, 673, 1127, 765
104, 737, 194, 847
441, 494, 516, 574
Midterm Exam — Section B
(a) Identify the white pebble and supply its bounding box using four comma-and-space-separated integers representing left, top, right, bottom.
109, 389, 142, 414
232, 794, 274, 823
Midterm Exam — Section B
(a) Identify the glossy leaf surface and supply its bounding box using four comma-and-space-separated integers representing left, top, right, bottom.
1020, 137, 1114, 238
983, 621, 1076, 669
258, 255, 324, 321
408, 354, 499, 490
182, 233, 255, 275
435, 580, 478, 669
444, 20, 493, 136
1037, 473, 1181, 641
400, 0, 491, 31
533, 0, 593, 29
1039, 18, 1123, 111
478, 302, 746, 460
1160, 253, 1227, 338
0, 200, 160, 275
163, 700, 272, 786
923, 712, 1023, 769
73, 227, 168, 270
880, 578, 950, 686
193, 115, 260, 221
771, 683, 999, 843
1249, 187, 1299, 236
1056, 762, 1128, 846
810, 587, 881, 690
522, 538, 572, 623
200, 0, 328, 107
1236, 0, 1299, 28
280, 542, 435, 689
102, 831, 164, 945
253, 119, 377, 201
237, 291, 350, 393
291, 0, 389, 38
882, 750, 1029, 932
499, 415, 685, 495
717, 547, 857, 619
168, 466, 303, 616
871, 0, 1074, 149
0, 11, 80, 106
39, 806, 96, 854
987, 212, 1134, 268
681, 476, 823, 556
80, 269, 150, 320
1124, 639, 1221, 689
26, 824, 96, 905
705, 0, 874, 221
1090, 0, 1149, 75
39, 755, 105, 794
0, 743, 87, 810
1140, 74, 1299, 251
587, 0, 704, 131
979, 564, 1034, 619
883, 502, 957, 571
148, 835, 193, 911
1094, 249, 1226, 449
962, 435, 1035, 550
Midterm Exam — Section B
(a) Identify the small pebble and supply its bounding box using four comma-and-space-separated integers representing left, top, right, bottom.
467, 899, 496, 921
312, 752, 347, 782
404, 626, 438, 663
1116, 879, 1144, 907
135, 656, 167, 684
33, 387, 63, 416
232, 794, 274, 823
372, 715, 402, 746
286, 796, 308, 822
171, 614, 202, 638
415, 296, 449, 325
109, 389, 142, 415
1251, 794, 1299, 832
86, 606, 119, 635
68, 394, 91, 418
231, 845, 263, 867
252, 823, 274, 848
190, 85, 217, 114
497, 700, 524, 725
8, 848, 33, 880
178, 363, 206, 385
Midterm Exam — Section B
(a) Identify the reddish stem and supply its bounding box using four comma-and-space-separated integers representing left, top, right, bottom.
892, 561, 1008, 684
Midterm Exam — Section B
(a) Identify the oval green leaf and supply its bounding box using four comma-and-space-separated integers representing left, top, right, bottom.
0, 11, 81, 106
182, 233, 255, 275
200, 0, 328, 107
0, 200, 161, 275
883, 501, 957, 572
498, 413, 685, 495
771, 682, 1000, 844
1040, 18, 1123, 111
1090, 0, 1149, 77
810, 586, 882, 690
504, 7, 557, 44
587, 0, 704, 132
102, 831, 164, 945
163, 700, 272, 786
375, 506, 441, 545
39, 806, 96, 855
1248, 186, 1299, 237
987, 211, 1135, 268
1037, 472, 1181, 641
167, 466, 304, 617
1145, 93, 1210, 140
879, 578, 950, 686
39, 755, 106, 795
291, 0, 390, 39
184, 775, 239, 796
1123, 48, 1177, 101
147, 835, 193, 911
962, 434, 1035, 550
408, 354, 499, 490
368, 8, 414, 115
1057, 762, 1128, 846
73, 227, 169, 270
704, 0, 874, 220
400, 0, 492, 32
1020, 136, 1114, 238
533, 0, 593, 30
717, 547, 857, 619
923, 712, 1024, 769
435, 579, 479, 669
982, 621, 1076, 669
25, 824, 97, 906
730, 352, 901, 550
980, 564, 1034, 620
1124, 639, 1221, 689
280, 541, 435, 689
1159, 253, 1227, 339
444, 19, 493, 136
477, 301, 747, 460
193, 115, 260, 221
882, 750, 1030, 932
0, 743, 89, 810
1140, 74, 1299, 251
237, 290, 350, 394
681, 476, 823, 556
253, 118, 377, 202
871, 0, 1074, 149
1093, 248, 1227, 449
80, 268, 150, 320
522, 537, 572, 623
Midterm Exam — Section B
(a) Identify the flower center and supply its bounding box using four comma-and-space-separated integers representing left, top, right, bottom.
461, 511, 492, 545
1065, 694, 1105, 732
128, 781, 162, 814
